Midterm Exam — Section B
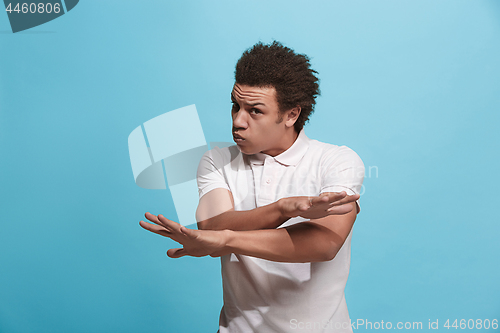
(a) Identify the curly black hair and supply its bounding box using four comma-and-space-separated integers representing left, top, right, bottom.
235, 41, 320, 133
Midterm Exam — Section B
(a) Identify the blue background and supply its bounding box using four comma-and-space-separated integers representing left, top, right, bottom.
1, 1, 499, 332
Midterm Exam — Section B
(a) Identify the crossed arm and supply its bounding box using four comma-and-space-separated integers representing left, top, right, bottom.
139, 189, 359, 263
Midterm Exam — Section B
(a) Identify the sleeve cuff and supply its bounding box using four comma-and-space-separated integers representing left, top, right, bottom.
198, 183, 231, 200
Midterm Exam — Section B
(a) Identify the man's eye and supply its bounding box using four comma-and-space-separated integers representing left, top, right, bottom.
231, 102, 239, 111
250, 108, 261, 114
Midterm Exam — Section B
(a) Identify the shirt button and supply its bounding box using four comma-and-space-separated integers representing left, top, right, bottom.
266, 179, 271, 184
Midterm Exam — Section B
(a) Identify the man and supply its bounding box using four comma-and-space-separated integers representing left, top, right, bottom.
140, 41, 365, 332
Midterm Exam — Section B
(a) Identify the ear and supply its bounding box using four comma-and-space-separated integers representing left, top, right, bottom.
285, 106, 301, 128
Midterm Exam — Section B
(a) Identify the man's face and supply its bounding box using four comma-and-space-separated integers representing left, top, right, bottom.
231, 83, 294, 156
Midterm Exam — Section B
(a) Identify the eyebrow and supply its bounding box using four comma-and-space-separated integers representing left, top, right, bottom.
230, 93, 266, 107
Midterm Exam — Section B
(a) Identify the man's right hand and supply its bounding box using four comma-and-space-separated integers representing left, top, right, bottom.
278, 192, 359, 220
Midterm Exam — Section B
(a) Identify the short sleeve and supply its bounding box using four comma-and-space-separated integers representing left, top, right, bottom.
196, 147, 231, 199
320, 146, 365, 197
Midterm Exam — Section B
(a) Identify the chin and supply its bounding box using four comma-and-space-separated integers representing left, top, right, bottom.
236, 144, 257, 155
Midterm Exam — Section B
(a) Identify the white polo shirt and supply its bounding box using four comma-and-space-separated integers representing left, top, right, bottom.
197, 130, 365, 333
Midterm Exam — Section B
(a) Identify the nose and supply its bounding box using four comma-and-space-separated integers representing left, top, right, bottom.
232, 109, 248, 130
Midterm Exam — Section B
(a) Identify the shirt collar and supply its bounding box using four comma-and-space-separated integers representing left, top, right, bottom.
248, 129, 310, 166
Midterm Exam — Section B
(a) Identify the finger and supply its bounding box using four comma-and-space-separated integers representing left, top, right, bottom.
328, 193, 360, 207
328, 191, 347, 201
157, 214, 182, 232
144, 212, 175, 233
299, 203, 309, 211
139, 220, 172, 237
314, 192, 346, 205
326, 204, 354, 215
167, 248, 187, 258
312, 195, 329, 205
180, 226, 198, 238
320, 195, 330, 203
144, 212, 162, 225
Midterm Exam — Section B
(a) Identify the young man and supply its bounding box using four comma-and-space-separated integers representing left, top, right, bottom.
140, 41, 365, 332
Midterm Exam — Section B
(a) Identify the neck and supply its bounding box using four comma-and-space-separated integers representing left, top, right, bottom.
262, 129, 299, 157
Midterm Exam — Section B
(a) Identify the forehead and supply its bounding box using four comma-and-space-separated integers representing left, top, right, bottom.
232, 84, 277, 103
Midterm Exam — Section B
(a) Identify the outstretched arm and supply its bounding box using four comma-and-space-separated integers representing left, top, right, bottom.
196, 188, 359, 231
195, 188, 287, 231
140, 201, 357, 263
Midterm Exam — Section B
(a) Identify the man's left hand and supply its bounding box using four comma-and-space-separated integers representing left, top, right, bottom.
139, 212, 230, 258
